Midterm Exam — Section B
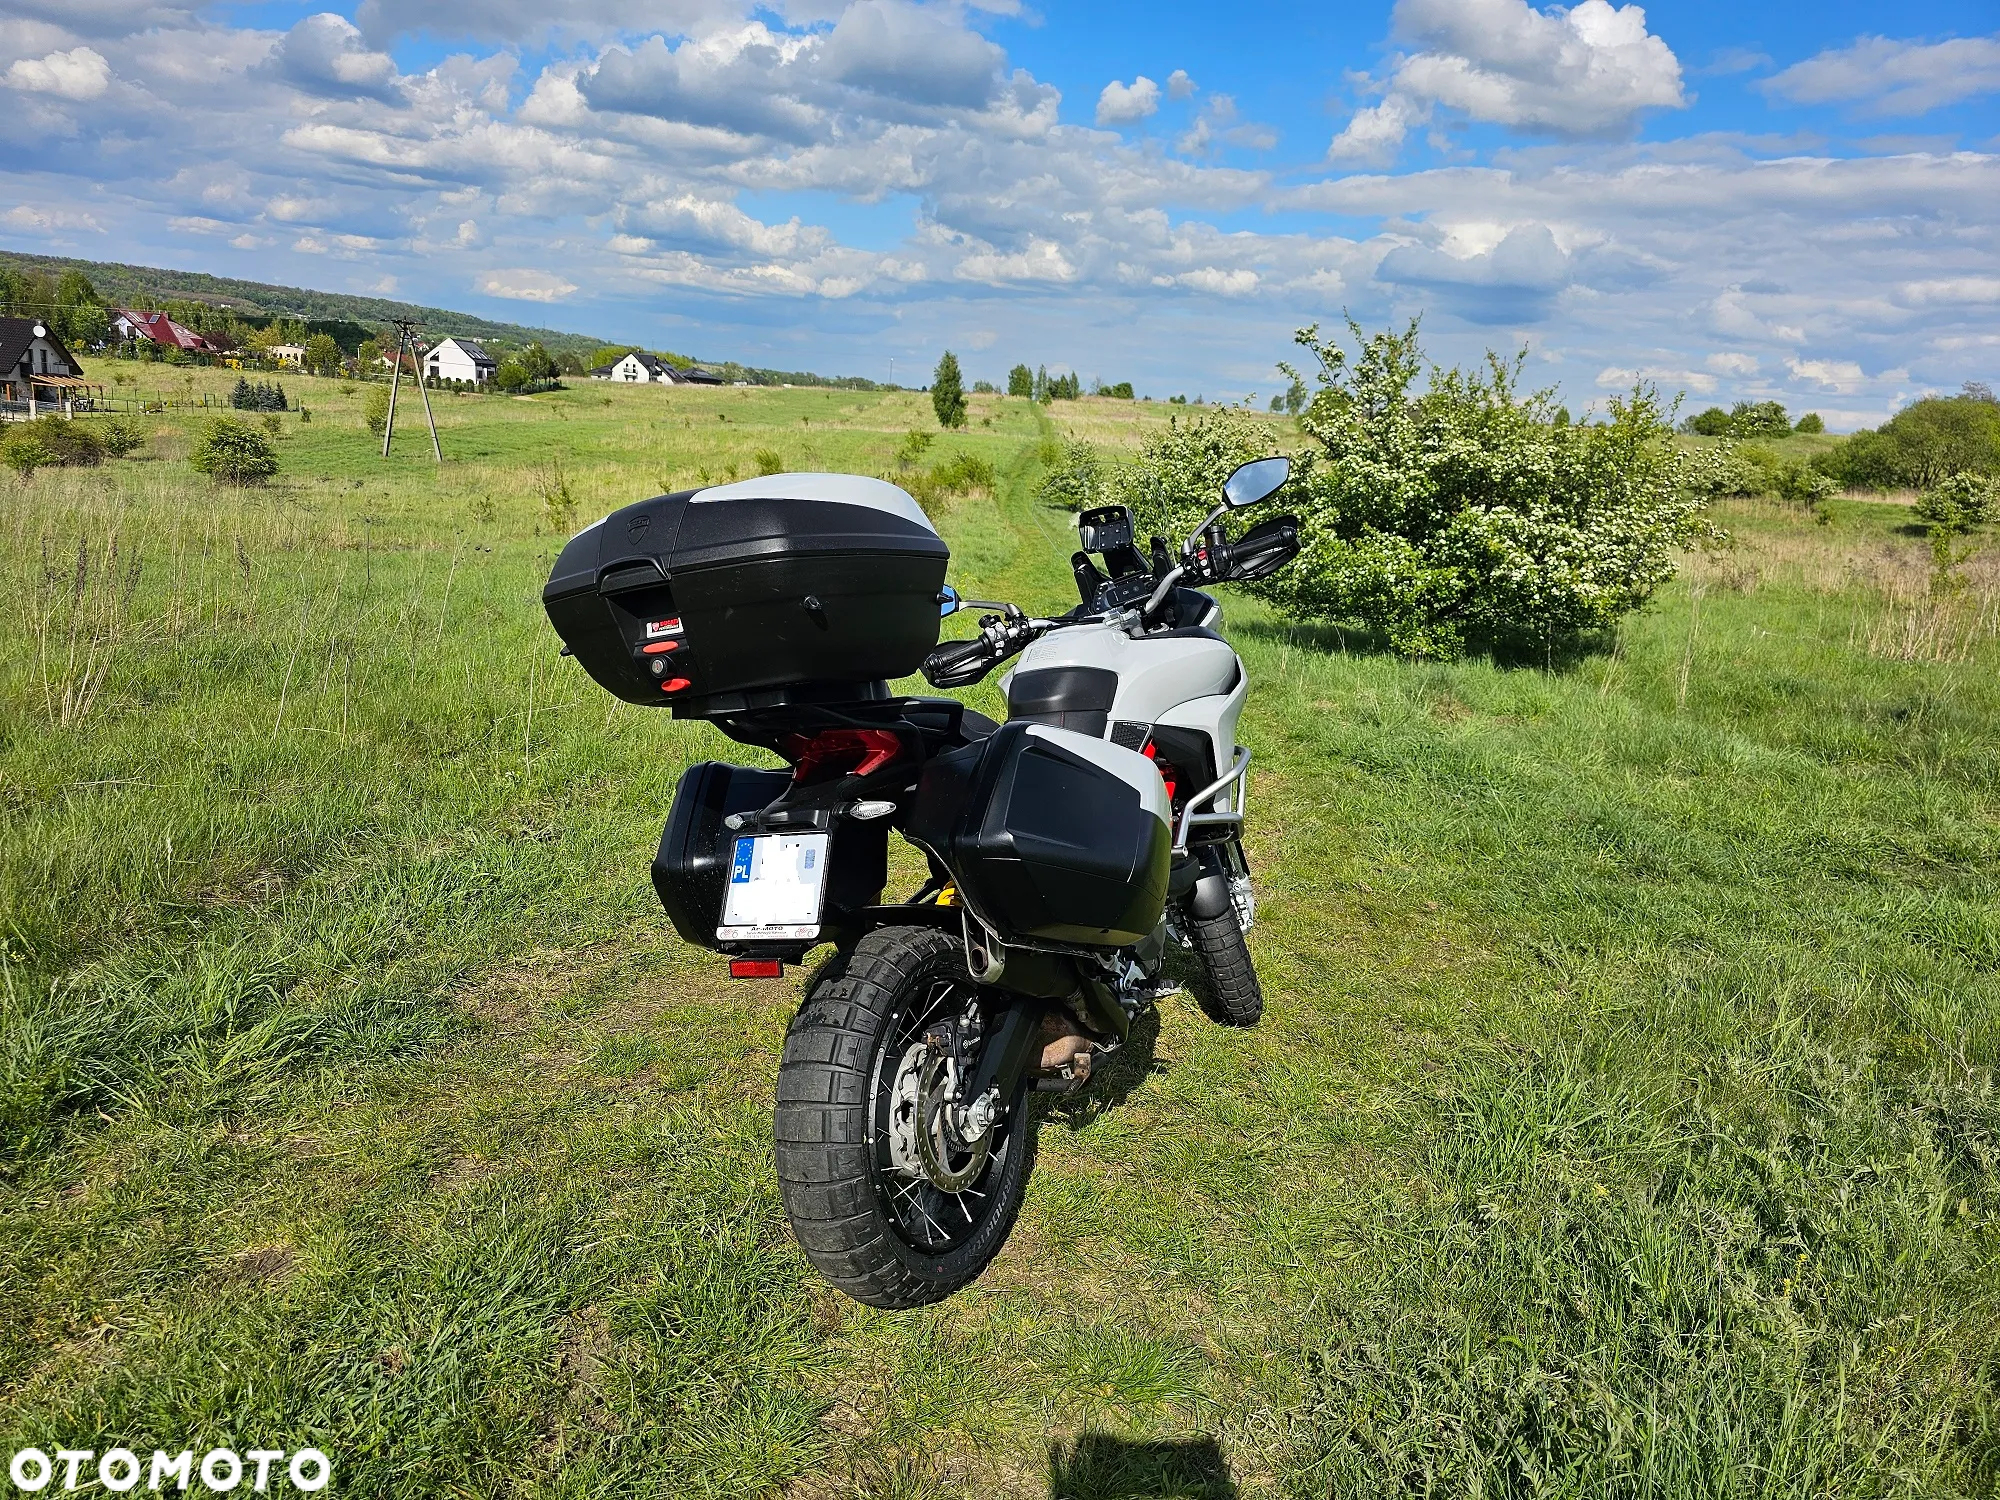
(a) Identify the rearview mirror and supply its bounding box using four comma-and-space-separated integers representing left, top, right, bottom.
1223, 455, 1291, 509
937, 584, 961, 617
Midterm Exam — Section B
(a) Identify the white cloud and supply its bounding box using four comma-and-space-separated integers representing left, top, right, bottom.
1097, 75, 1159, 125
1332, 0, 1685, 162
478, 268, 579, 301
1786, 356, 1866, 392
3, 203, 104, 232
1763, 34, 2000, 118
1705, 351, 1758, 376
268, 14, 401, 101
5, 45, 111, 99
1899, 277, 2000, 306
1179, 94, 1278, 155
1166, 69, 1196, 101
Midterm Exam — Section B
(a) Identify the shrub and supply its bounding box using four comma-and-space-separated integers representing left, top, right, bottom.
1685, 407, 1732, 437
190, 417, 279, 484
895, 429, 933, 466
3, 417, 103, 474
3, 431, 50, 477
1773, 461, 1837, 509
1123, 405, 1271, 533
1913, 472, 1993, 536
904, 449, 997, 510
753, 447, 784, 476
364, 385, 390, 435
1040, 438, 1113, 512
99, 419, 143, 458
1794, 412, 1825, 435
1192, 320, 1724, 658
1721, 444, 1783, 496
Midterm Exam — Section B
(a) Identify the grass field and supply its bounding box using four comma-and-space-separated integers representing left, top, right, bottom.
2, 372, 1997, 1498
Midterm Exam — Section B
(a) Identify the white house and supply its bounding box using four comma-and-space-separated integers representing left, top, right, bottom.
424, 337, 497, 384
596, 351, 678, 384
1, 318, 87, 409
268, 343, 306, 367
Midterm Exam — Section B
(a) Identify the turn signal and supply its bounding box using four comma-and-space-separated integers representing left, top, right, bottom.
729, 959, 783, 979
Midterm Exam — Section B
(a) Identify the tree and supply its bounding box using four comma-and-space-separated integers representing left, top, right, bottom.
364, 385, 391, 435
1794, 412, 1825, 435
1133, 320, 1725, 659
1685, 407, 1732, 437
1007, 363, 1033, 398
1824, 394, 2000, 490
190, 417, 278, 484
1730, 400, 1791, 437
931, 351, 967, 429
495, 361, 530, 392
519, 342, 558, 382
302, 333, 342, 377
356, 338, 380, 368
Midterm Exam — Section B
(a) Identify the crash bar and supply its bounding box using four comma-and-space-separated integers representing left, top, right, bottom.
1174, 747, 1249, 851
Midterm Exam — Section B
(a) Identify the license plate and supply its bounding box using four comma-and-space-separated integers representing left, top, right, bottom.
717, 833, 829, 941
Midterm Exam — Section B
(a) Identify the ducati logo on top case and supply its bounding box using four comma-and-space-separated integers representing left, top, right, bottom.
645, 617, 684, 639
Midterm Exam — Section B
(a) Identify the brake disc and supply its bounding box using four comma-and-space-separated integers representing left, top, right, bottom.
884, 1040, 991, 1193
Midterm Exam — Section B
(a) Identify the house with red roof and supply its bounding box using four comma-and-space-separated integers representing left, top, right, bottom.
111, 308, 231, 356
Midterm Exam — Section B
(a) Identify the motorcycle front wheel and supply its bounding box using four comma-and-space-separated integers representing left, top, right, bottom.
774, 924, 1037, 1309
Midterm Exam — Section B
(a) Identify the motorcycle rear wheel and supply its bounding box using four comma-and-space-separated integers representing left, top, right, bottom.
774, 924, 1036, 1309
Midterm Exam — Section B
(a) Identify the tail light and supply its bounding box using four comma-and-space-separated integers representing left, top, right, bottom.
1141, 738, 1180, 806
781, 728, 903, 784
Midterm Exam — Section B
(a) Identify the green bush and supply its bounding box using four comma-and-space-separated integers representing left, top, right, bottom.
1794, 412, 1825, 434
190, 417, 279, 485
1154, 320, 1724, 659
1721, 444, 1783, 497
2, 431, 50, 478
753, 447, 784, 476
904, 449, 997, 510
98, 419, 144, 458
364, 385, 390, 435
1684, 407, 1732, 436
1122, 405, 1269, 532
1913, 472, 1993, 536
3, 416, 103, 474
1039, 438, 1114, 512
1773, 461, 1837, 509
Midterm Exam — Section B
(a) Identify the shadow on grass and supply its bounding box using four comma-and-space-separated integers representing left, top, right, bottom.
1047, 1432, 1237, 1500
1042, 1008, 1164, 1132
1232, 614, 1617, 672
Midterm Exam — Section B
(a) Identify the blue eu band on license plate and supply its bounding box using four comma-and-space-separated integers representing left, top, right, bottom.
730, 837, 754, 883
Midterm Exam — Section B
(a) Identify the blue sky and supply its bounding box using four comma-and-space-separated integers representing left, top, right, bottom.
4, 0, 1996, 424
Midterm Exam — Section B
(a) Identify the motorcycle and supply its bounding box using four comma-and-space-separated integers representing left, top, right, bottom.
543, 457, 1300, 1307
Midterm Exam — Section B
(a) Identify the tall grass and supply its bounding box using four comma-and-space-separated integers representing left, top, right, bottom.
0, 379, 1994, 1495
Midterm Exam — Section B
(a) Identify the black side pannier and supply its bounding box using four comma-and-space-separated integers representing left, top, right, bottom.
907, 720, 1171, 949
544, 474, 948, 712
653, 762, 888, 955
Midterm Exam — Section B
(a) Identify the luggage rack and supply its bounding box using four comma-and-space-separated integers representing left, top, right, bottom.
1174, 748, 1248, 851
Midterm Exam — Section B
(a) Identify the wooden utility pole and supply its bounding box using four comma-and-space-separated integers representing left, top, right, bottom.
381, 318, 443, 462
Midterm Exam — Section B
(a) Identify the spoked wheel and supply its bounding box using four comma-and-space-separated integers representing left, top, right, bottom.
775, 925, 1036, 1309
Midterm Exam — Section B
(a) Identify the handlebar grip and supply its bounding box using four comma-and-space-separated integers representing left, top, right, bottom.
921, 636, 998, 688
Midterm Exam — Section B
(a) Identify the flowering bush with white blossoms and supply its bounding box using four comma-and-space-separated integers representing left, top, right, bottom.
1130, 321, 1729, 660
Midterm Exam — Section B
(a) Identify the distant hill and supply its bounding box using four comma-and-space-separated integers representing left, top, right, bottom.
0, 249, 887, 388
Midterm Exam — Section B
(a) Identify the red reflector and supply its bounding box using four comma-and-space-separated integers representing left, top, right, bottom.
729, 959, 783, 979
661, 677, 692, 693
642, 640, 681, 655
